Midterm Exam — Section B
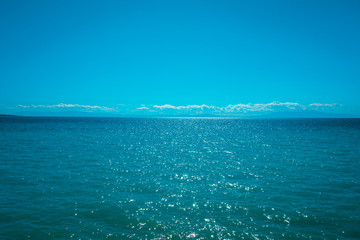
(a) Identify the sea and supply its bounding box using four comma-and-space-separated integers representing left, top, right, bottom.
0, 117, 359, 240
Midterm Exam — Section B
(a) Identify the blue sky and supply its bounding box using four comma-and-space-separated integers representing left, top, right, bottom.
1, 0, 359, 116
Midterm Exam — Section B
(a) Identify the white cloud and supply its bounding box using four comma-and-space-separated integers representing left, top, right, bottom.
17, 103, 116, 112
153, 104, 178, 110
225, 102, 304, 112
153, 104, 223, 111
139, 101, 341, 115
19, 102, 341, 115
309, 103, 342, 108
151, 102, 304, 113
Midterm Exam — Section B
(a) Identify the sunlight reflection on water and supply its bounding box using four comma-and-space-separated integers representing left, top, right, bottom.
0, 117, 360, 239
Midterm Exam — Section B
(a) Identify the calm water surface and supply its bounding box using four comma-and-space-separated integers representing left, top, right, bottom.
0, 117, 360, 239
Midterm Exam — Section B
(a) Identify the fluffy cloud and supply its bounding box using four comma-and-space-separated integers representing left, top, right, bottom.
17, 103, 116, 112
224, 102, 304, 113
139, 101, 341, 115
150, 102, 304, 113
153, 104, 223, 111
16, 101, 342, 115
308, 103, 342, 108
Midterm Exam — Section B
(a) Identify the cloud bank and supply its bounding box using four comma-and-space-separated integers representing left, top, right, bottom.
15, 101, 342, 116
308, 103, 342, 108
139, 101, 342, 115
136, 106, 150, 110
17, 103, 116, 112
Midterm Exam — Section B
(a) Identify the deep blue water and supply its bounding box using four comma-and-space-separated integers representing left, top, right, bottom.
0, 117, 360, 239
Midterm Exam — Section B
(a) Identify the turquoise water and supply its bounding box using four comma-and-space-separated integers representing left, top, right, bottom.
1, 117, 360, 239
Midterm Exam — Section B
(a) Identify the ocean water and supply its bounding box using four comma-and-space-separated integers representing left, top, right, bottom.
0, 117, 360, 240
